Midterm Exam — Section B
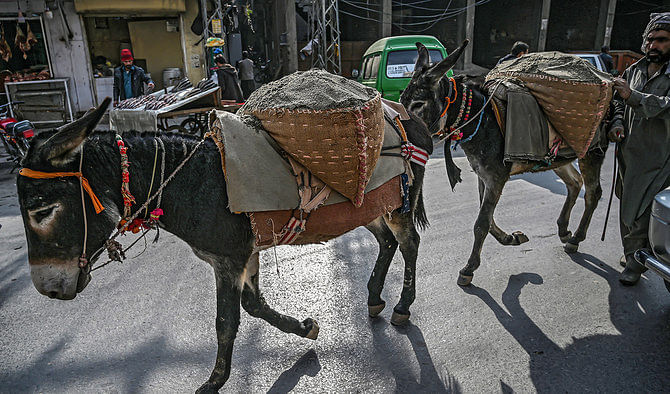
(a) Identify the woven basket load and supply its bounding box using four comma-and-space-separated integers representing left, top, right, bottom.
486, 52, 613, 158
238, 70, 384, 207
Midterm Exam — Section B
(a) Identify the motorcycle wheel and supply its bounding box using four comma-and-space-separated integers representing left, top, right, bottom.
665, 279, 670, 293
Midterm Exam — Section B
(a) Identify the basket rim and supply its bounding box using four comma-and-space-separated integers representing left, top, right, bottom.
240, 92, 382, 116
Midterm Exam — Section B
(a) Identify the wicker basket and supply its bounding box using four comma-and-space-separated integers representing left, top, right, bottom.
487, 52, 613, 158
240, 93, 384, 207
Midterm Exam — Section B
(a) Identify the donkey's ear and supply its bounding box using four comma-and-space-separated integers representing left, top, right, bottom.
413, 42, 431, 74
425, 39, 469, 83
39, 97, 111, 164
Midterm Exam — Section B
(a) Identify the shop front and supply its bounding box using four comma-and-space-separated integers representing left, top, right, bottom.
75, 0, 191, 106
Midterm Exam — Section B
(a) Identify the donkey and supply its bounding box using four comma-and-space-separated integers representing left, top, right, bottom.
400, 40, 609, 287
16, 98, 432, 392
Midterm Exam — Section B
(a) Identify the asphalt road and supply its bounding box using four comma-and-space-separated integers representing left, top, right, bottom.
1, 145, 669, 393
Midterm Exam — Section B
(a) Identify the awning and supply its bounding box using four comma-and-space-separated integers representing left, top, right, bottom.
74, 0, 186, 15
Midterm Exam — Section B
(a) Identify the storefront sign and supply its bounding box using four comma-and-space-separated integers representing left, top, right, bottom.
212, 19, 222, 34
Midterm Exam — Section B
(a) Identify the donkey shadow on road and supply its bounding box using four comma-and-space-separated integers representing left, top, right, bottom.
462, 253, 670, 391
369, 317, 462, 393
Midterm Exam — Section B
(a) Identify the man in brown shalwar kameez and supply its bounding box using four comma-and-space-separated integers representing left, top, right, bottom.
612, 12, 670, 285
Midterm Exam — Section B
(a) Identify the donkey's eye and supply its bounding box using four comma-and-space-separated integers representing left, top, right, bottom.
410, 102, 425, 112
30, 203, 59, 224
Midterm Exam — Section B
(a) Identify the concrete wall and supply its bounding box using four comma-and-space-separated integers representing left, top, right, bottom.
128, 20, 184, 89
474, 0, 541, 68
181, 0, 205, 84
546, 0, 601, 52
83, 17, 131, 66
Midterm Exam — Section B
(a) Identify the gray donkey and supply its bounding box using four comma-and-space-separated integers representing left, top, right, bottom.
401, 40, 610, 286
16, 98, 432, 392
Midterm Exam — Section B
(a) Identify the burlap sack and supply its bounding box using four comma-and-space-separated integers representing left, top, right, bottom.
240, 94, 384, 207
486, 52, 613, 158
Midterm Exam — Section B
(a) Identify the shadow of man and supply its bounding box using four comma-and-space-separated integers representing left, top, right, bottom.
462, 253, 670, 392
369, 317, 462, 393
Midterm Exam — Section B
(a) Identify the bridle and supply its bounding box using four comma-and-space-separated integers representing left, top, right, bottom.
19, 133, 210, 275
428, 76, 503, 144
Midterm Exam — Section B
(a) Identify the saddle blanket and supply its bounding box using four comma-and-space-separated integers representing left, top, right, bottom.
248, 175, 403, 246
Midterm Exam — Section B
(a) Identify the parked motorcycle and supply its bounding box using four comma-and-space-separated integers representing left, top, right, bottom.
0, 101, 34, 164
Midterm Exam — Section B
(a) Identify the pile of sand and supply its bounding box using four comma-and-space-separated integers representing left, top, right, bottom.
241, 69, 378, 111
489, 51, 613, 83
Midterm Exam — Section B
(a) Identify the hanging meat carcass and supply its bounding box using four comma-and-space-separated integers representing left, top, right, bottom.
0, 26, 12, 62
26, 23, 37, 48
15, 23, 29, 59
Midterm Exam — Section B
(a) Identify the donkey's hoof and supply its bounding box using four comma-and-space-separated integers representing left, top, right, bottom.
512, 231, 529, 245
390, 311, 410, 326
457, 273, 473, 286
368, 302, 386, 318
196, 382, 219, 394
564, 242, 579, 253
559, 231, 573, 244
305, 319, 320, 340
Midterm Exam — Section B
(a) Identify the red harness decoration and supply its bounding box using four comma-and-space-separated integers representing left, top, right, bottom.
116, 135, 135, 219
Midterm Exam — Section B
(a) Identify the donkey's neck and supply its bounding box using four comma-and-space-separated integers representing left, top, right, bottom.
111, 132, 253, 256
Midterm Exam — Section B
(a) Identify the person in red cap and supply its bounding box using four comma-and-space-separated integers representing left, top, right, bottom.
113, 49, 154, 105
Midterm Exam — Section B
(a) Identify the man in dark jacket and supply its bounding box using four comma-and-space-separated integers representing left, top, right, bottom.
214, 55, 243, 103
599, 45, 615, 74
612, 12, 670, 285
496, 41, 529, 65
113, 49, 154, 105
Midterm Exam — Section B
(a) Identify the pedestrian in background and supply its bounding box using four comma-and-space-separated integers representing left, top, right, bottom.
496, 41, 529, 65
600, 45, 616, 74
611, 12, 670, 286
215, 55, 243, 103
113, 49, 154, 105
236, 51, 255, 99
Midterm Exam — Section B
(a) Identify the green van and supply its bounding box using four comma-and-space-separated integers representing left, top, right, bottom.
357, 35, 452, 102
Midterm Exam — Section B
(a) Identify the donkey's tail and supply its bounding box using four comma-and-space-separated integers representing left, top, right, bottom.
414, 189, 429, 231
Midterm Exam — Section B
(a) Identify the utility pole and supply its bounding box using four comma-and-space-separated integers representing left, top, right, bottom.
381, 0, 391, 37
274, 0, 298, 76
307, 0, 341, 75
463, 0, 475, 68
537, 0, 551, 51
284, 0, 298, 74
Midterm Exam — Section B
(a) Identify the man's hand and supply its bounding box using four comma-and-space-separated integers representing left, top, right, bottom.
613, 77, 632, 100
607, 118, 625, 143
147, 82, 155, 89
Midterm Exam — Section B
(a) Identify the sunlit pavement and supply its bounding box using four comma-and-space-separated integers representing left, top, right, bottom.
1, 144, 669, 392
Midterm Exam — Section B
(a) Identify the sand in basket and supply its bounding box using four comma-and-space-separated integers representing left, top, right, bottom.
238, 70, 384, 207
486, 52, 613, 158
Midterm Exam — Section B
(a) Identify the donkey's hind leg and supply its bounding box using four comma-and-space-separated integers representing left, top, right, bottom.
382, 211, 420, 326
240, 252, 319, 340
564, 152, 605, 253
479, 178, 529, 246
459, 178, 505, 286
365, 217, 399, 318
553, 163, 583, 244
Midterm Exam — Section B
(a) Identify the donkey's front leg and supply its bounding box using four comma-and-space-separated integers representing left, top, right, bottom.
383, 212, 420, 326
241, 253, 319, 340
459, 180, 503, 286
197, 265, 242, 394
478, 179, 528, 246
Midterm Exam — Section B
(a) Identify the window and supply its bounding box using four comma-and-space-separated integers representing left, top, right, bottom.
370, 54, 381, 79
362, 56, 371, 79
363, 54, 381, 80
386, 49, 443, 78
